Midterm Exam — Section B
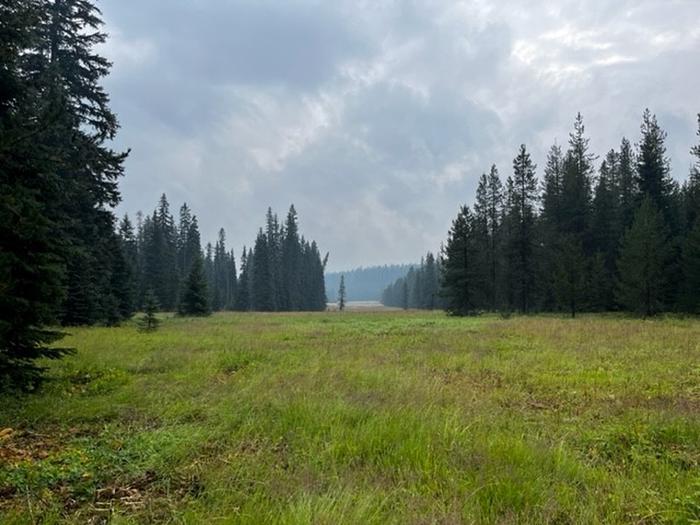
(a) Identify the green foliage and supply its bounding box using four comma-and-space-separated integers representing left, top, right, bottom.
616, 197, 671, 316
178, 256, 210, 317
1, 0, 127, 389
139, 290, 160, 332
440, 206, 478, 315
338, 275, 346, 311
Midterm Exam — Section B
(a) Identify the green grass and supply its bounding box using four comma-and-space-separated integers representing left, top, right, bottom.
1, 311, 699, 524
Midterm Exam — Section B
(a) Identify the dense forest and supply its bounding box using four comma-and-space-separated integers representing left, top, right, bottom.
326, 264, 413, 302
382, 112, 700, 317
119, 198, 328, 316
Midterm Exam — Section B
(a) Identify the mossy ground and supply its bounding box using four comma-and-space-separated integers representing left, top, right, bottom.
1, 312, 699, 523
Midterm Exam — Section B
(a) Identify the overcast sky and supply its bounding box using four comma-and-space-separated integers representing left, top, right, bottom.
102, 0, 700, 271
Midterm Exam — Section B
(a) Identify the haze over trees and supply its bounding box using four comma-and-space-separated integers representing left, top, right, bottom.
326, 264, 413, 302
381, 253, 441, 310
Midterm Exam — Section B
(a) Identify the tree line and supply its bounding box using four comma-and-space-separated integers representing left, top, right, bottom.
118, 196, 328, 316
381, 253, 442, 309
382, 112, 700, 317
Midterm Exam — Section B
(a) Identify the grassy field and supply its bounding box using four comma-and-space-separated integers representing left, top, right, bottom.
1, 312, 699, 524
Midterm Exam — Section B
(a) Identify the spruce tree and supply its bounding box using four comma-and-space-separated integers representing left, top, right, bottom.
617, 137, 638, 231
616, 197, 671, 316
636, 109, 678, 230
281, 205, 302, 310
178, 255, 210, 316
235, 248, 250, 311
251, 229, 276, 311
560, 113, 595, 243
474, 165, 503, 310
504, 144, 539, 313
139, 290, 160, 332
441, 206, 478, 315
338, 275, 346, 311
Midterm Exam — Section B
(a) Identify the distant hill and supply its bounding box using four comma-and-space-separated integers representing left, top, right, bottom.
326, 264, 414, 302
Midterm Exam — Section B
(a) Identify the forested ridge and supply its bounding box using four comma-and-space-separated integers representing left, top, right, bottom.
383, 112, 700, 317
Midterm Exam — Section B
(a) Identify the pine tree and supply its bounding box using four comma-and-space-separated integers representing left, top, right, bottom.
441, 206, 478, 315
212, 228, 229, 311
251, 229, 275, 311
117, 214, 138, 315
474, 165, 503, 310
617, 137, 638, 231
560, 113, 595, 244
177, 203, 192, 277
636, 109, 678, 230
539, 144, 565, 309
590, 151, 620, 308
281, 205, 302, 310
235, 248, 251, 311
616, 197, 671, 316
504, 144, 539, 313
139, 290, 160, 332
178, 255, 210, 316
338, 275, 346, 311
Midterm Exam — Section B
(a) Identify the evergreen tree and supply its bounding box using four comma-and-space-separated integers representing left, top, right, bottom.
617, 137, 638, 231
226, 249, 238, 310
636, 109, 678, 230
139, 290, 160, 332
1, 0, 127, 387
338, 275, 346, 311
539, 144, 565, 309
281, 205, 302, 310
560, 113, 595, 244
251, 229, 276, 311
616, 197, 671, 316
178, 255, 210, 316
117, 214, 138, 315
590, 151, 620, 308
177, 203, 192, 277
504, 145, 539, 313
474, 165, 503, 310
212, 228, 229, 311
235, 248, 251, 311
441, 206, 478, 315
541, 144, 564, 229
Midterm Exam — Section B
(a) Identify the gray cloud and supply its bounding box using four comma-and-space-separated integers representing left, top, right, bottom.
102, 0, 700, 270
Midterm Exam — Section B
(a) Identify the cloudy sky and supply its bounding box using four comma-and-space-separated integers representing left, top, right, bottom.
102, 0, 700, 271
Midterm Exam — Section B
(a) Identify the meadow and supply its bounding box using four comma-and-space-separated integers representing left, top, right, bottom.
1, 311, 699, 524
